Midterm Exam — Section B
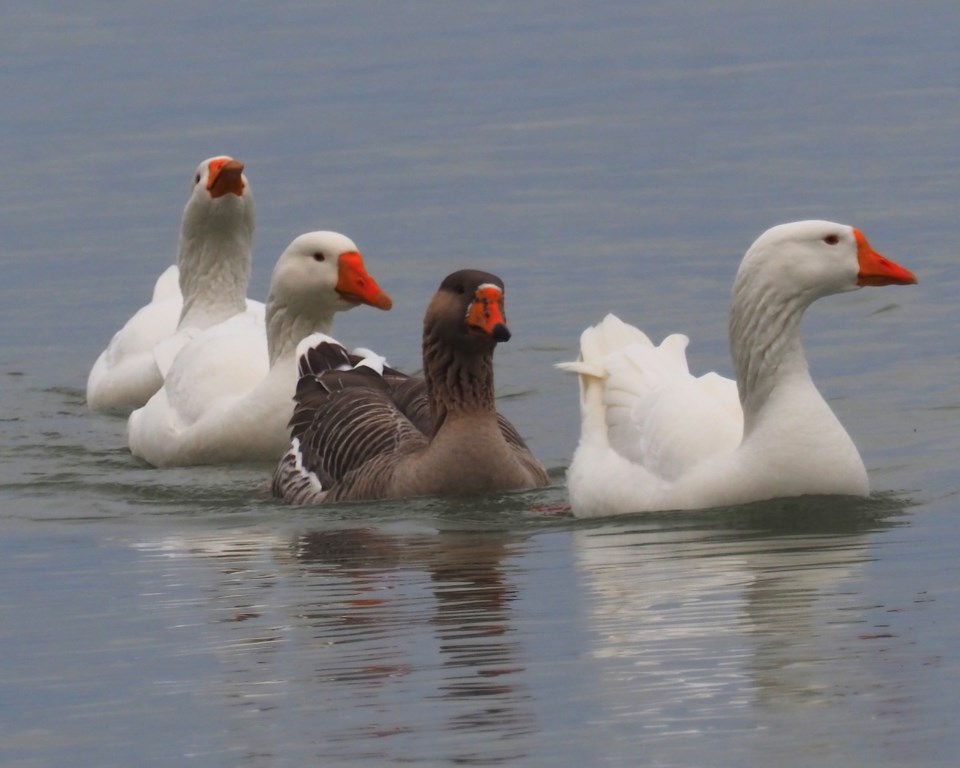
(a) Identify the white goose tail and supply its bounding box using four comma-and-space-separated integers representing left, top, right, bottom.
557, 314, 653, 447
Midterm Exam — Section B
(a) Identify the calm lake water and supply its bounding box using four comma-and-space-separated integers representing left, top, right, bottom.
3, 2, 960, 766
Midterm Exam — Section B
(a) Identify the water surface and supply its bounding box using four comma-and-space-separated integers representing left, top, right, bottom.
2, 2, 959, 766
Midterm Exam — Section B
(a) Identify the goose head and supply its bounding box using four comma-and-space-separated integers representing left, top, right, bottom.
730, 220, 917, 415
424, 270, 511, 352
181, 155, 255, 238
266, 231, 392, 324
734, 220, 916, 305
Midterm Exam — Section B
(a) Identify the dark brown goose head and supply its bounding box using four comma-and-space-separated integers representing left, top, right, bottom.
424, 270, 510, 351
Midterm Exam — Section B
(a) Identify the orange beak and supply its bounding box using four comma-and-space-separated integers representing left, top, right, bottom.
207, 158, 246, 198
336, 252, 392, 310
855, 230, 917, 286
466, 284, 510, 342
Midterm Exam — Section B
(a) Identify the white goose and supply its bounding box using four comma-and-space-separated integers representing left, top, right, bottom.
86, 156, 258, 413
128, 231, 391, 467
559, 221, 917, 516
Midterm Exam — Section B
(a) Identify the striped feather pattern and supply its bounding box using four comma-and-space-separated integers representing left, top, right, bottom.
273, 339, 428, 502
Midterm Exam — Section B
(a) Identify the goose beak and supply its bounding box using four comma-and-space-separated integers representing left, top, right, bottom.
336, 252, 393, 310
855, 230, 917, 286
207, 158, 246, 199
467, 284, 510, 342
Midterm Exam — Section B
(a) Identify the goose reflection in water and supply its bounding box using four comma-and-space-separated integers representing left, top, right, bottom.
134, 521, 538, 764
572, 495, 912, 760
292, 527, 535, 760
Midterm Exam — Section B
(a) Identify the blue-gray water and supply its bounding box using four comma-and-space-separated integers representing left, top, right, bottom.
2, 2, 959, 766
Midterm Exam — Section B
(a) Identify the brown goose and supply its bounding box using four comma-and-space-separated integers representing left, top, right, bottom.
272, 269, 550, 503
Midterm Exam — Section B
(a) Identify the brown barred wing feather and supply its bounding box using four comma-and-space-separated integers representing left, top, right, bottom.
273, 366, 427, 504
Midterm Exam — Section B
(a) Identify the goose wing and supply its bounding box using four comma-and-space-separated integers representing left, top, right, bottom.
273, 341, 427, 503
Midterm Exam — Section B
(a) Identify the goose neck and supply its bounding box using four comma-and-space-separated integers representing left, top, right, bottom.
423, 336, 496, 429
265, 302, 334, 366
177, 228, 252, 328
729, 279, 812, 430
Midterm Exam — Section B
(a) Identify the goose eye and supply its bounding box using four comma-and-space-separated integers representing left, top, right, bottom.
455, 284, 465, 295
194, 173, 201, 185
823, 234, 840, 245
312, 252, 326, 262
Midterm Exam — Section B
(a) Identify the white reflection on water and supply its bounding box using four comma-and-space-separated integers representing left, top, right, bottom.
571, 498, 928, 765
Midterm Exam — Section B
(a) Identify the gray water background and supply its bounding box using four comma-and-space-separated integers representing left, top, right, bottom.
2, 2, 959, 766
